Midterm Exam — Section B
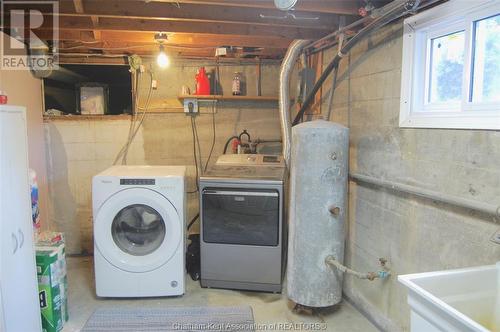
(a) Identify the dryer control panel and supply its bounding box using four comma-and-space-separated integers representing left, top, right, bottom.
215, 154, 285, 167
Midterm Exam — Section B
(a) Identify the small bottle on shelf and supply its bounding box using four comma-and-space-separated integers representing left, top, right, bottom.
232, 72, 241, 96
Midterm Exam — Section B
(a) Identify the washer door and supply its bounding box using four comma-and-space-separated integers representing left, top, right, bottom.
94, 187, 181, 273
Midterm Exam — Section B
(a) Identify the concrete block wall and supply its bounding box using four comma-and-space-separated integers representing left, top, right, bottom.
321, 22, 500, 331
45, 119, 146, 253
44, 60, 283, 255
0, 32, 50, 232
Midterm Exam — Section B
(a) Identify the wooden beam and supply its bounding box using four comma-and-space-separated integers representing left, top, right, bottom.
57, 0, 341, 29
49, 16, 330, 39
59, 56, 128, 65
36, 30, 293, 49
72, 0, 84, 13
90, 17, 101, 40
149, 0, 359, 15
72, 0, 100, 40
57, 41, 286, 58
58, 55, 282, 65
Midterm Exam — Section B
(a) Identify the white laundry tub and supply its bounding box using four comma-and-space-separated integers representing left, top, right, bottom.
399, 263, 500, 332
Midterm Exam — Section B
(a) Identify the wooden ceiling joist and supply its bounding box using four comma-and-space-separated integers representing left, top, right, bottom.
47, 16, 330, 39
57, 0, 341, 30
148, 0, 359, 15
58, 47, 285, 59
38, 30, 292, 49
72, 0, 101, 40
8, 0, 364, 60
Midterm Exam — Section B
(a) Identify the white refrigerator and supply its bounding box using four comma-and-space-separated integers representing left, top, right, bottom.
0, 105, 42, 332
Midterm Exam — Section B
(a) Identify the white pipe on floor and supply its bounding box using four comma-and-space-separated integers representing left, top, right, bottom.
350, 173, 500, 219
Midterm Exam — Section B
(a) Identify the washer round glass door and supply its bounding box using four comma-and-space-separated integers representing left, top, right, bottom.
111, 204, 165, 256
94, 187, 181, 273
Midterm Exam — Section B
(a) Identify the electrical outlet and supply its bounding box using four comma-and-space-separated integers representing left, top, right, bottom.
491, 229, 500, 245
183, 98, 198, 115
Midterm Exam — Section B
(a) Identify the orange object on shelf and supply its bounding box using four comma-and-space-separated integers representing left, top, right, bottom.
195, 67, 211, 95
0, 91, 7, 104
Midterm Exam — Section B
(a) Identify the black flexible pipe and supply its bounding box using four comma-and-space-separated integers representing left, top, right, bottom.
292, 0, 422, 126
223, 136, 239, 154
223, 130, 253, 154
325, 64, 339, 121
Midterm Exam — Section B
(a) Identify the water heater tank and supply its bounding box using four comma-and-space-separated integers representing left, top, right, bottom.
287, 120, 349, 307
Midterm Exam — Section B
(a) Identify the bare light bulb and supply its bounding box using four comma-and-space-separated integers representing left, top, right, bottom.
157, 46, 169, 68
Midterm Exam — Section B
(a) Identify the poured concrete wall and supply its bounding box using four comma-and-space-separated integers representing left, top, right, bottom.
322, 22, 500, 331
44, 60, 283, 254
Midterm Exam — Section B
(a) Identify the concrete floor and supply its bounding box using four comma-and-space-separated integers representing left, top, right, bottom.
62, 257, 378, 332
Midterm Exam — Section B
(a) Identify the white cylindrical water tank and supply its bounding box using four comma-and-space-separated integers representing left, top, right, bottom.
287, 120, 349, 307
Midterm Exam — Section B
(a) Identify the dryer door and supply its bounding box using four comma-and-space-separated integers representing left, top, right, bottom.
94, 187, 181, 273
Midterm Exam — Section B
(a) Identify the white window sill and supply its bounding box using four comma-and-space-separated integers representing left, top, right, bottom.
399, 109, 500, 130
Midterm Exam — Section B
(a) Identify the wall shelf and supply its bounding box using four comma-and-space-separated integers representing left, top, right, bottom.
178, 95, 279, 102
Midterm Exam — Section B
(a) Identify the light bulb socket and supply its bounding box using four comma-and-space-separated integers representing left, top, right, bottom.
154, 32, 168, 44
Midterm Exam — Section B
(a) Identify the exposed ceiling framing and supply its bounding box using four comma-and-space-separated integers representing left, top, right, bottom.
3, 0, 374, 61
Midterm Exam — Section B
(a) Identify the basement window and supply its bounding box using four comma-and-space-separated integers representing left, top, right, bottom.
43, 64, 132, 116
399, 0, 500, 130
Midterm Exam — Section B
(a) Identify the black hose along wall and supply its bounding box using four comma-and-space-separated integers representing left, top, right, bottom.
292, 0, 431, 126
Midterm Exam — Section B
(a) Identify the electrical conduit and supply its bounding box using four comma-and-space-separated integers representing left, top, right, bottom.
292, 0, 430, 126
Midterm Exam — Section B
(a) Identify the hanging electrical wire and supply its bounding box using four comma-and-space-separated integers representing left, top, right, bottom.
113, 70, 140, 165
188, 61, 222, 192
193, 116, 203, 171
113, 62, 154, 165
187, 213, 199, 230
188, 115, 200, 194
203, 61, 219, 173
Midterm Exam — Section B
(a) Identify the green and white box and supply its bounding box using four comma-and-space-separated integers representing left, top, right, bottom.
36, 241, 68, 332
37, 232, 69, 323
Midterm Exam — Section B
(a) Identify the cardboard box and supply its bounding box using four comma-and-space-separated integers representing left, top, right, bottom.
37, 231, 65, 246
77, 83, 109, 115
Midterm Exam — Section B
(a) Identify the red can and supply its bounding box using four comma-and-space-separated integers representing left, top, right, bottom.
0, 91, 7, 105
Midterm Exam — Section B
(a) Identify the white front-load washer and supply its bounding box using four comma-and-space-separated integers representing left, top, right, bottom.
92, 166, 186, 297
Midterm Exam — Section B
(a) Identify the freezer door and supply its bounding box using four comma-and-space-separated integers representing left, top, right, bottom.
0, 106, 42, 332
0, 282, 5, 332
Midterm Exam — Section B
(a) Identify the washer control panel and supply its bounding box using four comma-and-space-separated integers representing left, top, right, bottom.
120, 178, 155, 185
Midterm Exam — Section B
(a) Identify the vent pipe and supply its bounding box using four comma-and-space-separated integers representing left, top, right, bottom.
279, 39, 309, 166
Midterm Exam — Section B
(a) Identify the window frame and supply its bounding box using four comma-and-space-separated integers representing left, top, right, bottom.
399, 0, 500, 130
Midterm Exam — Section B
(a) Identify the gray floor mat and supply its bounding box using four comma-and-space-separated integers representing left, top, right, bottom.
81, 306, 255, 332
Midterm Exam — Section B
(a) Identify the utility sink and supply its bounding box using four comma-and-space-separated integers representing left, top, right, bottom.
399, 263, 500, 332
